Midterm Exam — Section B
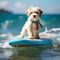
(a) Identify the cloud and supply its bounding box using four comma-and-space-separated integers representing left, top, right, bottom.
1, 20, 13, 30
13, 2, 27, 13
0, 1, 8, 7
14, 2, 26, 9
0, 1, 27, 13
44, 7, 60, 14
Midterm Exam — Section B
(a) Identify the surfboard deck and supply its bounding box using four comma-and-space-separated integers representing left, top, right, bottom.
9, 38, 52, 47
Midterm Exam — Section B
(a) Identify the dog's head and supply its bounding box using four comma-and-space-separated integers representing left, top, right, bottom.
26, 7, 43, 20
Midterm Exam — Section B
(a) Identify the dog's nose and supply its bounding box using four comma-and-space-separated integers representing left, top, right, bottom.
33, 15, 36, 18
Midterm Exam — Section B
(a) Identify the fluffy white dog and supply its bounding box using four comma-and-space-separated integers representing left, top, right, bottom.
19, 7, 43, 39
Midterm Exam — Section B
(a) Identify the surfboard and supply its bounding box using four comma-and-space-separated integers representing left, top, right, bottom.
9, 38, 52, 47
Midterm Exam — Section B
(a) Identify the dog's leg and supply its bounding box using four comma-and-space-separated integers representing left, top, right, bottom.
34, 30, 40, 39
28, 31, 34, 39
34, 34, 40, 39
27, 26, 34, 39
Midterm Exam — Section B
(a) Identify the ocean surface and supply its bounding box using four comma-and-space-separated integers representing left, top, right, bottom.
0, 13, 60, 60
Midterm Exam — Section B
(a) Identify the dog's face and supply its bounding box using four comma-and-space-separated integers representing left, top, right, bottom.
26, 7, 43, 20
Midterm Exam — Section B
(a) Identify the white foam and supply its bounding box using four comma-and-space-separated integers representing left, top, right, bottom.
2, 40, 12, 48
0, 33, 15, 39
49, 28, 60, 32
0, 33, 15, 48
1, 20, 13, 30
39, 27, 56, 38
39, 27, 60, 47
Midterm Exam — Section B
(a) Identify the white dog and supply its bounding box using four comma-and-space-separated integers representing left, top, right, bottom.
19, 7, 43, 39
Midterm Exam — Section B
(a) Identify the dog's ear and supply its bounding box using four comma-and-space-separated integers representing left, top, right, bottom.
26, 7, 33, 16
39, 9, 43, 16
26, 9, 29, 16
35, 7, 43, 16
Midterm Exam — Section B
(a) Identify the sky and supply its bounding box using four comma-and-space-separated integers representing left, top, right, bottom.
0, 0, 60, 14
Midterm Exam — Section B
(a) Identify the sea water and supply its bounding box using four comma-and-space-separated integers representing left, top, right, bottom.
0, 13, 60, 60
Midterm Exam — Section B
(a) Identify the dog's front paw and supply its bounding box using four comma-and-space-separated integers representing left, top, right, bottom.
34, 37, 40, 39
29, 36, 34, 39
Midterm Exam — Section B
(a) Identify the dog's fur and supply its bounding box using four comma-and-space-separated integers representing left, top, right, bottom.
19, 7, 43, 39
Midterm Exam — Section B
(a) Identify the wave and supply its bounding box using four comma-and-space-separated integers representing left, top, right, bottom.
40, 27, 60, 47
0, 27, 60, 48
49, 28, 60, 32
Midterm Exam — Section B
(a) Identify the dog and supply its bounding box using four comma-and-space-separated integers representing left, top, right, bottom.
19, 7, 43, 39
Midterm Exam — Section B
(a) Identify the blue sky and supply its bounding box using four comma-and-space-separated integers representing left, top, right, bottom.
0, 0, 60, 14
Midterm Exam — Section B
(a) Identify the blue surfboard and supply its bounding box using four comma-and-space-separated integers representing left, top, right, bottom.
9, 38, 52, 47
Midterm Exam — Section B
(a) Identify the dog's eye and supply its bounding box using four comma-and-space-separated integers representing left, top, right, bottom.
35, 12, 38, 14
